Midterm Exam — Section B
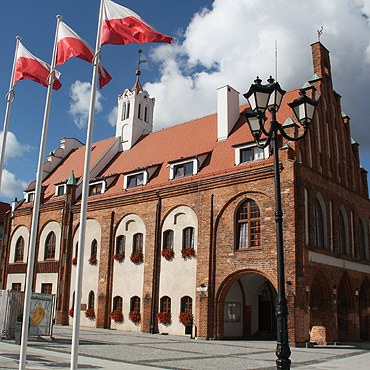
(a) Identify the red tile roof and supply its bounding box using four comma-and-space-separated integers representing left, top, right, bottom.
21, 87, 302, 206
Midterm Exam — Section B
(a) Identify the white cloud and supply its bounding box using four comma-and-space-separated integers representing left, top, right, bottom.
0, 169, 27, 200
69, 80, 103, 129
144, 0, 370, 151
107, 105, 118, 127
0, 131, 31, 160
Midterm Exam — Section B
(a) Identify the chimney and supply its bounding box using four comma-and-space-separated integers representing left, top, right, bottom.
217, 85, 240, 141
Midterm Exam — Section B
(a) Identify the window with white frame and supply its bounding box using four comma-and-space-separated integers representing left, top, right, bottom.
89, 181, 105, 196
170, 159, 197, 180
56, 184, 66, 197
235, 143, 269, 165
124, 171, 147, 189
26, 192, 35, 203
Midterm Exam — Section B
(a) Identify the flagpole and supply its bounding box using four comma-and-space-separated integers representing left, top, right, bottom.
70, 1, 104, 369
19, 15, 63, 370
0, 36, 21, 193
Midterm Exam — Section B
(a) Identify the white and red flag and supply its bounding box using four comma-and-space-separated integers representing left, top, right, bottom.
101, 0, 173, 46
56, 21, 112, 88
14, 42, 62, 90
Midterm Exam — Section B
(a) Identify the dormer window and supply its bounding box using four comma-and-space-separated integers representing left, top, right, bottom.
174, 162, 194, 179
124, 171, 147, 189
89, 181, 105, 196
234, 142, 269, 165
56, 184, 66, 197
169, 158, 197, 180
26, 192, 35, 203
168, 153, 210, 181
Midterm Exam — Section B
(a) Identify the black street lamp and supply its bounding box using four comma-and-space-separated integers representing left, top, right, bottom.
243, 77, 318, 370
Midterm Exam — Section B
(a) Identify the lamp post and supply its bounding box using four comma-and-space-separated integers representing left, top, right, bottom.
243, 77, 318, 370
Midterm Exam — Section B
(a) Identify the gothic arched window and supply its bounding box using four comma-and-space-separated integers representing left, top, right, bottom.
15, 236, 24, 262
45, 232, 56, 260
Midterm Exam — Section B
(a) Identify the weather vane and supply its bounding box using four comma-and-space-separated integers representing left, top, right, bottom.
317, 26, 323, 42
137, 49, 147, 72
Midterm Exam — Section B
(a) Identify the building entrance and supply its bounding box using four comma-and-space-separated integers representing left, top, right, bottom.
220, 272, 276, 339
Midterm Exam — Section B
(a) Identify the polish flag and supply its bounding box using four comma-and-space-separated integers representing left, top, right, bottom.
56, 21, 112, 89
14, 42, 62, 90
101, 0, 173, 46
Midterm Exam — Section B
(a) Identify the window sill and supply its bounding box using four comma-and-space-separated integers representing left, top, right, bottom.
235, 246, 263, 252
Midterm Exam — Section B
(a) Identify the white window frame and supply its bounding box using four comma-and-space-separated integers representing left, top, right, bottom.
235, 142, 269, 166
123, 171, 148, 190
25, 192, 35, 203
88, 180, 106, 196
169, 159, 197, 180
55, 184, 66, 197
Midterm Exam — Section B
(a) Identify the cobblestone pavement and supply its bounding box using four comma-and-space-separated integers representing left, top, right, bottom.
0, 326, 370, 369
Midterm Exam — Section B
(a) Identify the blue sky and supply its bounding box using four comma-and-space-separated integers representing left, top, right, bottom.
0, 0, 370, 202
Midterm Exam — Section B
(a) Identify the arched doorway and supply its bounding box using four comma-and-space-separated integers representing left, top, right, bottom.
219, 272, 277, 339
337, 275, 353, 341
309, 273, 333, 341
359, 279, 370, 341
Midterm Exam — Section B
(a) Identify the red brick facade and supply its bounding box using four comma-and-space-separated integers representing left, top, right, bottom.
1, 42, 369, 344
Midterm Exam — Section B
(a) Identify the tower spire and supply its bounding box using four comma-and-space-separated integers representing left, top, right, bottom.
131, 49, 147, 93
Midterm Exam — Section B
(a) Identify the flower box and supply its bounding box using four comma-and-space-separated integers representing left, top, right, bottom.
161, 249, 174, 261
68, 308, 74, 318
179, 312, 193, 325
113, 253, 125, 262
181, 247, 196, 259
157, 311, 171, 325
130, 251, 143, 264
110, 309, 124, 323
72, 257, 77, 265
85, 308, 95, 320
89, 255, 98, 265
129, 311, 141, 324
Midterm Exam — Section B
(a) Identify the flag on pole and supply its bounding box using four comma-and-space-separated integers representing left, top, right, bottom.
14, 42, 62, 90
101, 0, 173, 46
56, 21, 112, 89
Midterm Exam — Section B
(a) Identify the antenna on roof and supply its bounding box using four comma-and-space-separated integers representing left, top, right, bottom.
275, 40, 278, 81
317, 26, 323, 42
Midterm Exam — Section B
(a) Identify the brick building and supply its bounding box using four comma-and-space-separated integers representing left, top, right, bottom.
1, 41, 369, 344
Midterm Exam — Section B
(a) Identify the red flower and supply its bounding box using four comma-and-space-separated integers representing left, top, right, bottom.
157, 311, 171, 325
68, 308, 74, 318
129, 311, 141, 324
85, 308, 95, 320
179, 312, 193, 325
181, 247, 196, 259
113, 253, 125, 262
161, 249, 175, 261
89, 255, 98, 265
130, 251, 143, 264
72, 257, 77, 265
110, 309, 124, 323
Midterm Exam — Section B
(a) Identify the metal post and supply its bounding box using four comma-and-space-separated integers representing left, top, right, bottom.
271, 109, 291, 369
19, 16, 62, 370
